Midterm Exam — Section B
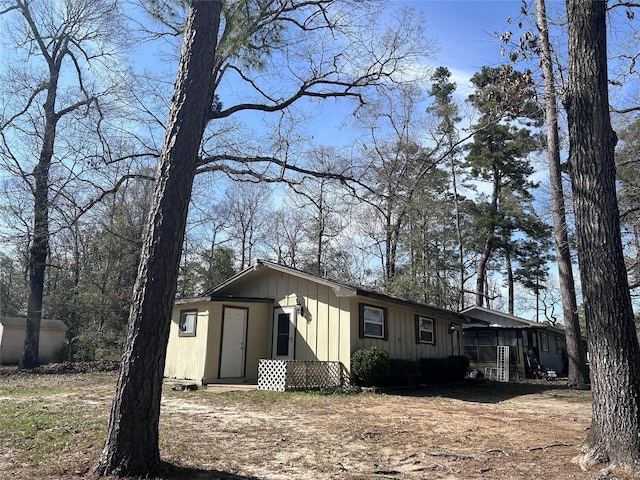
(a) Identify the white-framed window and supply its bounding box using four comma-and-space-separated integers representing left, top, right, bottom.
416, 315, 435, 344
179, 309, 198, 337
360, 304, 387, 339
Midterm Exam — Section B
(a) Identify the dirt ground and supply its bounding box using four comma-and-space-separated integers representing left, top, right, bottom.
0, 366, 620, 480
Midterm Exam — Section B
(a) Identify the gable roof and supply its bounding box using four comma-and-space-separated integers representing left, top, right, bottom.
205, 259, 358, 298
461, 305, 566, 334
202, 259, 466, 321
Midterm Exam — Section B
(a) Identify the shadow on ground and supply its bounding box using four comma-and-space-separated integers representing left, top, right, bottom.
387, 380, 590, 404
152, 463, 264, 480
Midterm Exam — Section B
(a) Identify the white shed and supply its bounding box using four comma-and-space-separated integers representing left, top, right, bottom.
0, 317, 68, 365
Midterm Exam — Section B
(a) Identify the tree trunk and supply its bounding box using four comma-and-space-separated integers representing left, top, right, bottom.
475, 163, 502, 308
535, 0, 588, 388
475, 237, 492, 307
20, 64, 59, 369
505, 248, 514, 314
565, 0, 640, 472
450, 156, 466, 309
94, 2, 222, 476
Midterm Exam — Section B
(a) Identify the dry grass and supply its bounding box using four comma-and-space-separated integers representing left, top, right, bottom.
0, 371, 598, 479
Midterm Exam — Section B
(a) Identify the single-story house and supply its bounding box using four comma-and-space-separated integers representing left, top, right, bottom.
165, 260, 468, 385
461, 306, 568, 379
0, 317, 68, 364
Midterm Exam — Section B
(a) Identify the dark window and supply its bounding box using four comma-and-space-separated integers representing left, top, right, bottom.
540, 333, 549, 352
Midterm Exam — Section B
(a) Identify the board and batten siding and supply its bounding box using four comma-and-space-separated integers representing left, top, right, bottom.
165, 300, 271, 383
217, 269, 352, 368
203, 301, 270, 383
350, 297, 461, 361
164, 301, 210, 382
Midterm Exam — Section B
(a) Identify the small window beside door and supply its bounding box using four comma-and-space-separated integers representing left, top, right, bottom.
276, 313, 290, 356
179, 309, 197, 337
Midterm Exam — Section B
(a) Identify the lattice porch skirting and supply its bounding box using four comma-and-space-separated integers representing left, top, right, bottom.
258, 359, 348, 392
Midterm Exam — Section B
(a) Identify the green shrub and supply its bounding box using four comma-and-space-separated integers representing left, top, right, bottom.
351, 347, 390, 387
387, 358, 421, 386
420, 355, 469, 384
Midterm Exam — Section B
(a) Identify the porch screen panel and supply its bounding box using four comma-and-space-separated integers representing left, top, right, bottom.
463, 332, 478, 361
497, 330, 519, 361
477, 331, 497, 362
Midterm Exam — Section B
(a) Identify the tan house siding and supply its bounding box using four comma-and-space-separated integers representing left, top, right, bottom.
165, 302, 210, 382
165, 300, 271, 383
351, 297, 462, 361
0, 323, 25, 363
242, 302, 270, 381
165, 261, 467, 384
217, 268, 353, 368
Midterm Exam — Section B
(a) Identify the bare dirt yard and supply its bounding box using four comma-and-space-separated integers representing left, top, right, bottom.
0, 365, 615, 480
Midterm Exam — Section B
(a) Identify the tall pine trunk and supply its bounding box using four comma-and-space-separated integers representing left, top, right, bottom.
505, 248, 514, 314
451, 158, 466, 309
94, 2, 222, 475
565, 0, 640, 472
535, 0, 587, 387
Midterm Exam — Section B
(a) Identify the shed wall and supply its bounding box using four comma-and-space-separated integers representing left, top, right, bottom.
164, 302, 210, 382
0, 324, 67, 364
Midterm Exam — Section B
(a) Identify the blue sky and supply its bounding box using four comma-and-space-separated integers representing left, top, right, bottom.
405, 0, 526, 91
304, 0, 531, 145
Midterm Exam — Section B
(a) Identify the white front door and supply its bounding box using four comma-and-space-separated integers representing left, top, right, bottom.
273, 307, 296, 360
220, 307, 247, 378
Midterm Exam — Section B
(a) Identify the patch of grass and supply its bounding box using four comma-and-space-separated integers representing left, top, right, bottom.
0, 382, 109, 478
0, 401, 106, 458
0, 403, 62, 441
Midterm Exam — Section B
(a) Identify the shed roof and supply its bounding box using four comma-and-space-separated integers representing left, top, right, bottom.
0, 317, 68, 331
199, 259, 467, 322
461, 305, 566, 335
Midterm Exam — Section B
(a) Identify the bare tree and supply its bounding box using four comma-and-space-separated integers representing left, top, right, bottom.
0, 0, 131, 368
286, 146, 351, 275
222, 183, 273, 269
